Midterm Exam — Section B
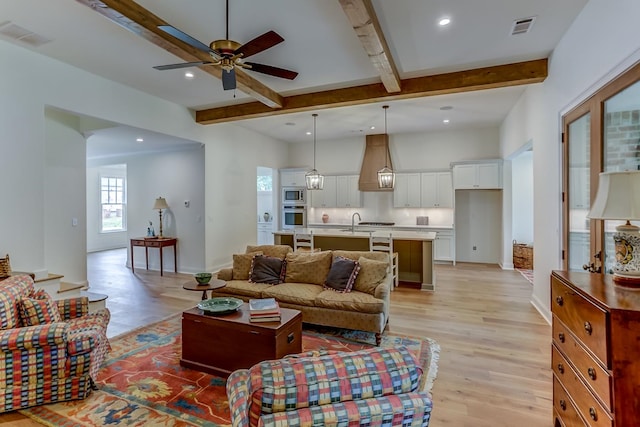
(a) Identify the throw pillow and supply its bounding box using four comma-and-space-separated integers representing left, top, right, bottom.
245, 245, 292, 260
324, 256, 360, 293
19, 290, 62, 326
249, 255, 286, 284
284, 251, 333, 285
354, 256, 389, 294
232, 251, 263, 280
0, 254, 11, 278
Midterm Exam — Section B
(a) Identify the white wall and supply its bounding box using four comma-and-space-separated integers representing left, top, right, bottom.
455, 190, 503, 263
0, 40, 290, 282
499, 0, 640, 321
512, 150, 533, 245
87, 164, 128, 253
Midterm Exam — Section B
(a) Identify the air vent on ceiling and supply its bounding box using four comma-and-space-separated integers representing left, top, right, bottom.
0, 21, 52, 47
510, 16, 536, 36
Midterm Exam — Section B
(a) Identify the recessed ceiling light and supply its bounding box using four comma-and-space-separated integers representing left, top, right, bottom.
184, 71, 194, 79
306, 131, 312, 135
136, 137, 144, 142
440, 106, 453, 110
370, 126, 375, 130
443, 119, 450, 124
439, 17, 451, 26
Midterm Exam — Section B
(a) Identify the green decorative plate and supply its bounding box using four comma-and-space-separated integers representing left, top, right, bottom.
197, 297, 243, 315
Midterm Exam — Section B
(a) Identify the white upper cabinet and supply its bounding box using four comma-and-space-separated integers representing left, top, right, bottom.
393, 173, 421, 208
336, 175, 361, 208
421, 172, 453, 208
280, 170, 307, 187
452, 162, 502, 189
310, 176, 337, 208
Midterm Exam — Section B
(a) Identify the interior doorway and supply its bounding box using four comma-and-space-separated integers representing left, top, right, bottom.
257, 167, 276, 245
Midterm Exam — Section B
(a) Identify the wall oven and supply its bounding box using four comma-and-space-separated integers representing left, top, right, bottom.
282, 205, 307, 229
282, 187, 306, 205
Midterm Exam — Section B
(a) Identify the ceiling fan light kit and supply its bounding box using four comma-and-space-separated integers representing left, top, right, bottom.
306, 113, 324, 191
153, 0, 297, 91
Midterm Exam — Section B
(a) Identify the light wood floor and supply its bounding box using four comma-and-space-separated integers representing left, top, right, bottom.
1, 249, 552, 426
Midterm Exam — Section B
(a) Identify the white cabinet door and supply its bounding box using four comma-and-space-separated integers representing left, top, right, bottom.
281, 171, 306, 187
394, 173, 421, 207
257, 224, 273, 245
421, 172, 453, 208
434, 231, 454, 261
336, 175, 361, 208
310, 176, 337, 208
452, 163, 502, 189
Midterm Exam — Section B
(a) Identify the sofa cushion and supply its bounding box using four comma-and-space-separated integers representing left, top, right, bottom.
0, 274, 36, 330
315, 289, 384, 314
246, 245, 292, 260
284, 251, 332, 285
354, 257, 389, 294
332, 250, 389, 263
323, 256, 359, 293
19, 292, 62, 326
233, 251, 263, 280
262, 282, 324, 306
222, 280, 274, 299
249, 255, 286, 285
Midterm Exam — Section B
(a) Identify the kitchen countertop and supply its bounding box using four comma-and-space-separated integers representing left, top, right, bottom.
274, 228, 436, 241
307, 223, 453, 230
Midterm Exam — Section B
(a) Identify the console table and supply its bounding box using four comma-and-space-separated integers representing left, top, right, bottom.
131, 237, 177, 276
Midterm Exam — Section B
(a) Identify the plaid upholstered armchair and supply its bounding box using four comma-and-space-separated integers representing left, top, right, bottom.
0, 274, 110, 412
226, 346, 432, 427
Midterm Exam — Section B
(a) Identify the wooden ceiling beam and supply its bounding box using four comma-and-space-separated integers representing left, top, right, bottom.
196, 58, 548, 124
76, 0, 284, 108
338, 0, 401, 93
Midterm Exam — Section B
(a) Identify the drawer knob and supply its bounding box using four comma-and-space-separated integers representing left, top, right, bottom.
589, 407, 597, 421
558, 332, 565, 343
557, 363, 564, 374
584, 321, 593, 335
588, 367, 597, 380
555, 296, 564, 306
559, 399, 566, 411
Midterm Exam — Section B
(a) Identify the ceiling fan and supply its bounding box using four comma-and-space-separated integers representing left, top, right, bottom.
153, 0, 298, 91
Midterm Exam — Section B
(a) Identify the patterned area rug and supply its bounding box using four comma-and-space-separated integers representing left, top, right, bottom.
20, 314, 439, 427
517, 268, 534, 284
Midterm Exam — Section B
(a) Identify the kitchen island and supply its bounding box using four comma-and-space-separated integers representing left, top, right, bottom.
273, 228, 436, 290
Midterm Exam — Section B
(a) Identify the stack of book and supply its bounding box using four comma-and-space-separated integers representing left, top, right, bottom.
248, 298, 281, 323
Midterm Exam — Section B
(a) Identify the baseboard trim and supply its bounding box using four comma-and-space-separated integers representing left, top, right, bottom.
531, 294, 551, 325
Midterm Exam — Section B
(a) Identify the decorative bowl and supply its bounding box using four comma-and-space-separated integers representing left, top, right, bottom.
194, 272, 212, 284
197, 297, 243, 315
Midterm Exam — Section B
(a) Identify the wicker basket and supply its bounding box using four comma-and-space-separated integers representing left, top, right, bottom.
513, 242, 533, 269
0, 254, 11, 278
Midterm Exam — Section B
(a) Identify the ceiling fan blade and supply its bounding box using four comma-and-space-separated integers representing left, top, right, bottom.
234, 30, 284, 59
153, 61, 212, 71
158, 25, 213, 54
222, 68, 236, 90
244, 62, 298, 80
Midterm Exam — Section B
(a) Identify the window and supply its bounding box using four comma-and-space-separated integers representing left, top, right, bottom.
257, 174, 272, 191
101, 176, 126, 232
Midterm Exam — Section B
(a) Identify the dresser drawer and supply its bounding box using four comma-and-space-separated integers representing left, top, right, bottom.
552, 346, 612, 427
554, 377, 588, 427
551, 277, 609, 365
552, 321, 612, 410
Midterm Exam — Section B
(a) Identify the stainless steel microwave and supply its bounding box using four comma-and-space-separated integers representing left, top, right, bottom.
282, 187, 306, 204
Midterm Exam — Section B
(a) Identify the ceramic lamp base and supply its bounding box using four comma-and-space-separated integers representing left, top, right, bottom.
612, 226, 640, 287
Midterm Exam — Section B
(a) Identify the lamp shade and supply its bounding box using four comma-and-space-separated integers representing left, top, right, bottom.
588, 171, 640, 220
153, 197, 169, 210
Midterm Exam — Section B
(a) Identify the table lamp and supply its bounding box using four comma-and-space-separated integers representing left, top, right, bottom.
153, 197, 169, 238
588, 171, 640, 286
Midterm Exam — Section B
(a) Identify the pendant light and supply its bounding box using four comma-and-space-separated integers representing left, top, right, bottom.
378, 105, 395, 189
305, 113, 324, 190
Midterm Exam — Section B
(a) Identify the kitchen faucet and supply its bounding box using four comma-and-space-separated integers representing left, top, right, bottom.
351, 212, 361, 233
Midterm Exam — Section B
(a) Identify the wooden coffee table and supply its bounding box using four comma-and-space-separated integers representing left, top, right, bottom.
180, 303, 302, 377
182, 278, 226, 300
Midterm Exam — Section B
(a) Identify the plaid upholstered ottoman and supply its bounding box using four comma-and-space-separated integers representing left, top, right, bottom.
226, 346, 432, 427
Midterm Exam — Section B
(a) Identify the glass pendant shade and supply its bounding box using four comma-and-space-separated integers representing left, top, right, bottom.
306, 113, 324, 190
378, 105, 395, 189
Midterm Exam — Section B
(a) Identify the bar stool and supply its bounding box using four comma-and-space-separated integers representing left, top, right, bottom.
369, 232, 399, 288
294, 230, 315, 252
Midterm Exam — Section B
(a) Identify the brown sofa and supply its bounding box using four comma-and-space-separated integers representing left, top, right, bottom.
214, 245, 391, 344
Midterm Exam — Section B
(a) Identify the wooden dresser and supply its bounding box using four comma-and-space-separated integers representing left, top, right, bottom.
551, 271, 640, 427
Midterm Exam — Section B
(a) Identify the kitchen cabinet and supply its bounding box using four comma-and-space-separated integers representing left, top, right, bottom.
393, 173, 421, 207
421, 172, 453, 208
257, 223, 273, 245
280, 170, 307, 187
310, 176, 337, 208
336, 175, 361, 208
452, 162, 502, 189
434, 230, 454, 262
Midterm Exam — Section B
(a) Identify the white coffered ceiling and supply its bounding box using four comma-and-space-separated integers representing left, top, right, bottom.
0, 0, 588, 154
